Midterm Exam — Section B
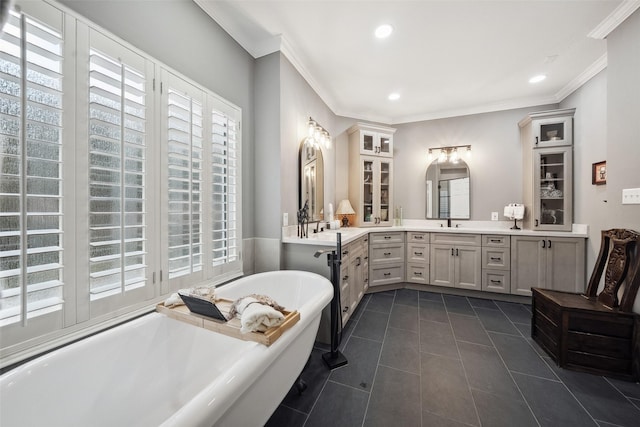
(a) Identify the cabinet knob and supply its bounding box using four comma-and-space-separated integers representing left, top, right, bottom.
541, 240, 546, 249
415, 235, 423, 239
451, 248, 454, 256
535, 219, 539, 227
535, 136, 539, 145
415, 252, 423, 256
415, 272, 423, 276
490, 279, 502, 284
384, 272, 391, 276
343, 306, 349, 313
490, 239, 500, 243
548, 240, 552, 248
456, 248, 459, 256
384, 252, 391, 256
490, 257, 501, 261
343, 275, 349, 280
384, 235, 391, 239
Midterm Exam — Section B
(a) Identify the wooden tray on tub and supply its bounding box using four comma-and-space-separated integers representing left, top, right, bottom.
156, 298, 300, 346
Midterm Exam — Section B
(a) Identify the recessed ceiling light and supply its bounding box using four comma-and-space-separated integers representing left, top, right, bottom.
375, 24, 393, 39
388, 92, 400, 101
529, 74, 547, 84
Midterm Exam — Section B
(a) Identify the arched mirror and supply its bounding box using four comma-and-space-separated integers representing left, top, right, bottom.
298, 140, 324, 221
426, 158, 470, 219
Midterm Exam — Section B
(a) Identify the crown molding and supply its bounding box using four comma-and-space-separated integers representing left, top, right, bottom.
554, 54, 607, 102
588, 0, 640, 39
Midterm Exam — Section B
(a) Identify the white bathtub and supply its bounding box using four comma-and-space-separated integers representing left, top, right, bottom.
0, 270, 333, 427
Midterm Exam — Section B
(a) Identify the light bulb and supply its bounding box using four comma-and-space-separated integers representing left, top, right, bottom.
451, 148, 459, 163
438, 150, 447, 162
428, 149, 433, 161
466, 146, 471, 158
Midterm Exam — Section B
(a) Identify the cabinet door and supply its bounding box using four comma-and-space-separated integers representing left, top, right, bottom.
430, 244, 455, 287
533, 147, 572, 231
545, 237, 585, 293
360, 130, 376, 155
455, 246, 481, 290
361, 158, 376, 226
377, 159, 393, 225
533, 116, 573, 147
377, 133, 393, 157
511, 237, 545, 296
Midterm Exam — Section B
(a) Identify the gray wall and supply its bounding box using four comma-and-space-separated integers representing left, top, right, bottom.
59, 0, 257, 239
392, 105, 557, 221
559, 70, 607, 270
606, 9, 640, 230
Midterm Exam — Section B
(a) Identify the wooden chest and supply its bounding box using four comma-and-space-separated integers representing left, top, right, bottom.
532, 287, 640, 381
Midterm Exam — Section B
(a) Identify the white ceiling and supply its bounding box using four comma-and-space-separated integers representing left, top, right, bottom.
195, 0, 639, 124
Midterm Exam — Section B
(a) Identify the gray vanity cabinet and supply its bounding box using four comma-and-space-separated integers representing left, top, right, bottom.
481, 235, 511, 294
511, 235, 585, 296
429, 233, 481, 290
406, 232, 430, 284
369, 232, 405, 287
339, 235, 369, 326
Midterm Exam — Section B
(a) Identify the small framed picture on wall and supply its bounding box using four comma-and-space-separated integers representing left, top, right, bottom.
592, 160, 606, 185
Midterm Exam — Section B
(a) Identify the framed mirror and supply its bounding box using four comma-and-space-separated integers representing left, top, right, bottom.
426, 158, 470, 219
298, 140, 324, 221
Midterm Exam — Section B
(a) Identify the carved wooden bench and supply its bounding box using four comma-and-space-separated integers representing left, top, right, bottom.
532, 229, 640, 381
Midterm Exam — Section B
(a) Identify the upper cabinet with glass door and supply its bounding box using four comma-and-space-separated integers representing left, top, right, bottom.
350, 123, 394, 158
530, 108, 575, 148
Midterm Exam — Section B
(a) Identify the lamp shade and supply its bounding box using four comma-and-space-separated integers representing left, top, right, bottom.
336, 199, 355, 215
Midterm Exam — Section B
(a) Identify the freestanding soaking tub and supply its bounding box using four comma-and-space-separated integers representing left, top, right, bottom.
0, 270, 333, 426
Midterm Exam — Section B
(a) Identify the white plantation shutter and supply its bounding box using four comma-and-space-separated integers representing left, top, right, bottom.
87, 29, 150, 304
166, 80, 203, 280
211, 105, 240, 273
0, 8, 64, 326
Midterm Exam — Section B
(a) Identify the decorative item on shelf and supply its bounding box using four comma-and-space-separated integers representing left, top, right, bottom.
336, 199, 356, 227
592, 160, 606, 185
305, 117, 331, 150
504, 203, 525, 230
427, 144, 471, 164
297, 200, 310, 238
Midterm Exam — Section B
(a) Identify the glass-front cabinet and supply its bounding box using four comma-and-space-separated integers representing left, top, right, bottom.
360, 158, 392, 226
533, 147, 572, 231
519, 108, 575, 232
533, 114, 573, 147
354, 124, 393, 158
349, 123, 396, 227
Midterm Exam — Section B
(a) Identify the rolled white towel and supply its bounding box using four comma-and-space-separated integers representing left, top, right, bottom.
233, 296, 285, 333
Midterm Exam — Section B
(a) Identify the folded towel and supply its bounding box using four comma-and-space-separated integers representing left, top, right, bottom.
230, 295, 286, 333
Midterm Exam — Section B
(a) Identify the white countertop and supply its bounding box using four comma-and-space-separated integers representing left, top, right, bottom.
282, 220, 589, 246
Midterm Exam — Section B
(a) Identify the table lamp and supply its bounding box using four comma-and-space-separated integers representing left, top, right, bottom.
336, 199, 356, 227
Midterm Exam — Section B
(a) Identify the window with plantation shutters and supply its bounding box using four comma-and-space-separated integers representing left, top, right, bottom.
0, 8, 64, 326
1, 1, 242, 364
88, 46, 147, 300
166, 83, 203, 279
211, 109, 239, 268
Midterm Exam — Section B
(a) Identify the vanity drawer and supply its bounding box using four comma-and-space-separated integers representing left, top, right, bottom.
482, 235, 510, 248
482, 247, 510, 270
406, 262, 428, 284
482, 270, 510, 294
370, 232, 405, 245
407, 243, 429, 263
370, 244, 405, 264
370, 264, 404, 287
430, 233, 481, 246
407, 231, 429, 243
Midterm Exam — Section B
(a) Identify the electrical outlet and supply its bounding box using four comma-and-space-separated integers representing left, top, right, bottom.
491, 211, 499, 221
622, 188, 640, 205
283, 212, 288, 226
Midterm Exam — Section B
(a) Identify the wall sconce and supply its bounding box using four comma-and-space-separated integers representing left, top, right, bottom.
306, 117, 331, 149
428, 145, 471, 164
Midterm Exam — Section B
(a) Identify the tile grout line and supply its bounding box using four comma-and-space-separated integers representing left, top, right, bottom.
445, 296, 482, 426
359, 290, 395, 427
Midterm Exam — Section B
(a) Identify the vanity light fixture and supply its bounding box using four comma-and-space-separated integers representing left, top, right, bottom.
306, 117, 331, 149
428, 145, 471, 163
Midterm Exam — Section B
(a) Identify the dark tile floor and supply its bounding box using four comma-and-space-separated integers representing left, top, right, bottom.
266, 289, 640, 427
